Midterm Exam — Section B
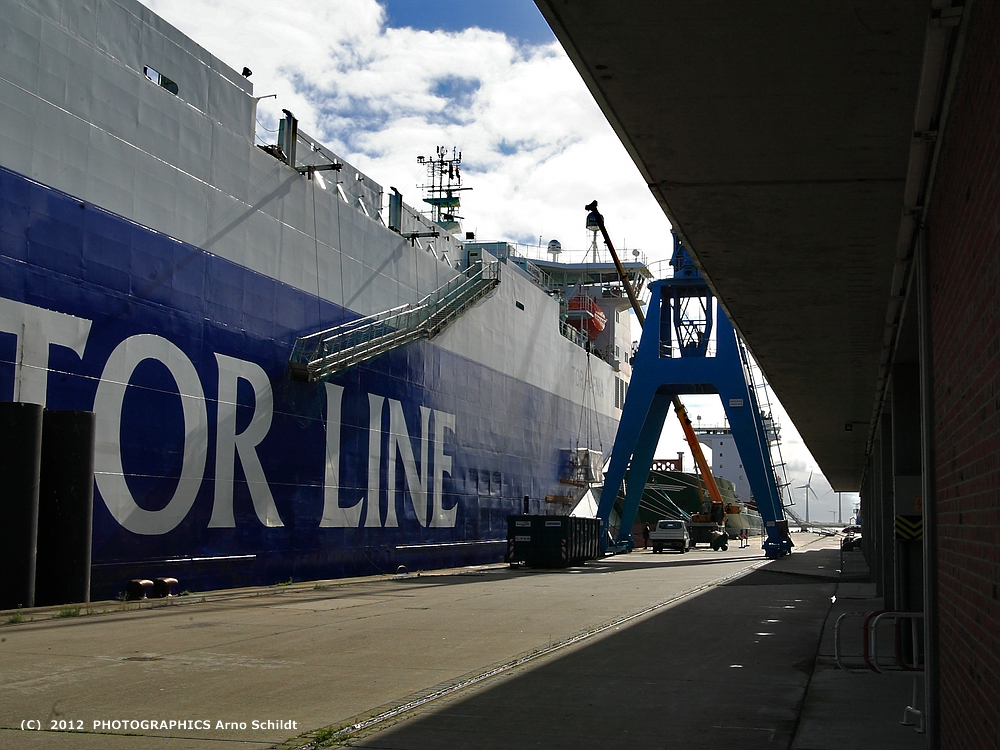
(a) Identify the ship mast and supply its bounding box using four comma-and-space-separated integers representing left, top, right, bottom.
417, 146, 471, 234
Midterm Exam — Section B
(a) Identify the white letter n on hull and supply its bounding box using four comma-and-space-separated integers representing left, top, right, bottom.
387, 399, 430, 528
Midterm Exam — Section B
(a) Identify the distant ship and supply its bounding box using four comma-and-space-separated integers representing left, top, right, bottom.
0, 0, 651, 598
627, 457, 764, 542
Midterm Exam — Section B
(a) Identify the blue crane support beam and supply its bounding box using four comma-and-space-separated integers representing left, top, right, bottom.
597, 235, 793, 559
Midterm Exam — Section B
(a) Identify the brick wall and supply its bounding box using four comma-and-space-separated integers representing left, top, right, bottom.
927, 2, 1000, 747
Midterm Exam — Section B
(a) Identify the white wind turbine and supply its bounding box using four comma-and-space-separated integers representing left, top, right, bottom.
795, 471, 821, 524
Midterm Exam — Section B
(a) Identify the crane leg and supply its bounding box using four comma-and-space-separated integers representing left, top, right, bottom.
616, 391, 673, 544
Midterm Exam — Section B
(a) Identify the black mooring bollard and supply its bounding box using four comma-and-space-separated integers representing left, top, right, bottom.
34, 410, 96, 607
0, 402, 44, 610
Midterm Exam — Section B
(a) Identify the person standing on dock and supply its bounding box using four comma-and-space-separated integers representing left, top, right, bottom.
642, 524, 650, 549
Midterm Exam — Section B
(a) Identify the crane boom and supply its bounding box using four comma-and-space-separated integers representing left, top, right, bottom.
673, 401, 725, 510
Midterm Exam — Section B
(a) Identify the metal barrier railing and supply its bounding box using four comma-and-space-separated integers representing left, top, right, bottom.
834, 610, 925, 733
289, 260, 500, 381
559, 320, 588, 348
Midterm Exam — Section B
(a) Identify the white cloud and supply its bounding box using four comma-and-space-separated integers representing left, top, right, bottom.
145, 0, 673, 260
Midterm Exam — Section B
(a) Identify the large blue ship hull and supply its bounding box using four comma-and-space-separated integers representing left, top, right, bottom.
0, 166, 615, 600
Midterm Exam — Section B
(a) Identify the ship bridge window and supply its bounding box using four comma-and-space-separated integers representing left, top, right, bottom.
144, 66, 178, 96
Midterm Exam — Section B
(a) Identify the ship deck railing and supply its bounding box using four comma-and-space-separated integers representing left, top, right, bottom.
559, 320, 588, 348
289, 260, 501, 381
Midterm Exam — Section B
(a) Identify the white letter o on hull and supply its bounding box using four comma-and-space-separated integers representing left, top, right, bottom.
94, 334, 208, 535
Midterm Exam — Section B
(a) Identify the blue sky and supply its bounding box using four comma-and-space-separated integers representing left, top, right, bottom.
381, 0, 555, 45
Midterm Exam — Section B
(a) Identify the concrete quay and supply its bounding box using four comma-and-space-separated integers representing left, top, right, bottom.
0, 533, 923, 749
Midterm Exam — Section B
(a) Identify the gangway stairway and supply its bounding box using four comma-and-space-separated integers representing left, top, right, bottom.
288, 260, 501, 382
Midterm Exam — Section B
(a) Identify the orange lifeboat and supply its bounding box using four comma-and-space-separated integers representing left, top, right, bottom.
567, 295, 607, 339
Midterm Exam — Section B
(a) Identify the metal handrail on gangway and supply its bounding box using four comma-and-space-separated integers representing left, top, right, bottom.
288, 260, 501, 381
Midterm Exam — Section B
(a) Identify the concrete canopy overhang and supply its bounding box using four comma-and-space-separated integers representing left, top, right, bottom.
536, 1, 949, 490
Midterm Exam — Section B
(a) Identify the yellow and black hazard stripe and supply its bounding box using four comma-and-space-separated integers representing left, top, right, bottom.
895, 514, 923, 540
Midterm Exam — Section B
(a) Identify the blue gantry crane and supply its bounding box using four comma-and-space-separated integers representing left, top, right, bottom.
586, 203, 793, 559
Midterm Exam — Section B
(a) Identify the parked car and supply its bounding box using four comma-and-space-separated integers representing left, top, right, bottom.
649, 520, 691, 553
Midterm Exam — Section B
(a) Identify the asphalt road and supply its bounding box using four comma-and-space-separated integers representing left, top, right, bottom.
1, 534, 839, 749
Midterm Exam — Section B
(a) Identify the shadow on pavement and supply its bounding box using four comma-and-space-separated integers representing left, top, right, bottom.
352, 550, 841, 750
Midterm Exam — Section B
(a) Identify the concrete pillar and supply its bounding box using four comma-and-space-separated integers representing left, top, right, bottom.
870, 433, 883, 596
876, 407, 894, 606
916, 235, 938, 747
860, 464, 873, 570
892, 364, 923, 614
